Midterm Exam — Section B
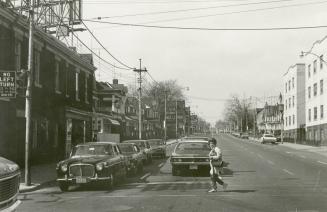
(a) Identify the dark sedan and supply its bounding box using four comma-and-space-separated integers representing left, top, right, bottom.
147, 139, 166, 158
170, 140, 220, 176
117, 143, 144, 175
56, 142, 127, 191
122, 140, 153, 164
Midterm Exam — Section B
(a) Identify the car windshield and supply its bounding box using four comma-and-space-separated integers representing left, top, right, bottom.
265, 135, 274, 137
148, 140, 164, 146
175, 142, 210, 154
118, 144, 134, 153
72, 145, 113, 156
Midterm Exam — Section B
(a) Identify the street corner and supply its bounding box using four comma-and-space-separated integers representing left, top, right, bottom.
19, 183, 41, 193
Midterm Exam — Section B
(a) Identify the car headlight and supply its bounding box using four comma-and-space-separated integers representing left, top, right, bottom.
96, 163, 104, 171
61, 163, 68, 172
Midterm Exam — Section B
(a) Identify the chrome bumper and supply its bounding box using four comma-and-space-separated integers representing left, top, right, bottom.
57, 175, 111, 182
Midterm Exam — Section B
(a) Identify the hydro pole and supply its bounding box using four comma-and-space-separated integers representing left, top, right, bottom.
134, 59, 147, 139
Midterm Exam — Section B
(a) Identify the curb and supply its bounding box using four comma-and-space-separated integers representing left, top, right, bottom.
19, 180, 56, 193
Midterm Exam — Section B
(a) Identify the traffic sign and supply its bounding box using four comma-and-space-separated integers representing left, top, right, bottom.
0, 71, 16, 98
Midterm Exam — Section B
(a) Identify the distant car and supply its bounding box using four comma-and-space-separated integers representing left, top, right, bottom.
0, 157, 21, 212
260, 134, 277, 144
240, 133, 249, 139
117, 143, 144, 175
56, 142, 128, 191
147, 139, 166, 158
170, 140, 221, 176
122, 140, 153, 164
180, 136, 210, 142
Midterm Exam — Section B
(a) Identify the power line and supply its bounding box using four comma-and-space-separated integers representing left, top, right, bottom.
88, 0, 298, 20
83, 0, 256, 5
85, 1, 327, 28
85, 20, 327, 31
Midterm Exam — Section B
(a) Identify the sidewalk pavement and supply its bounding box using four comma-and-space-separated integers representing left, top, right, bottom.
19, 163, 57, 193
249, 137, 327, 158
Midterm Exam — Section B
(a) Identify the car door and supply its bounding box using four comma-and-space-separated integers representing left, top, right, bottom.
113, 145, 126, 177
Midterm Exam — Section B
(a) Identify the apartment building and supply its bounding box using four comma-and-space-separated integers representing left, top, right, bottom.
302, 37, 327, 146
283, 64, 306, 143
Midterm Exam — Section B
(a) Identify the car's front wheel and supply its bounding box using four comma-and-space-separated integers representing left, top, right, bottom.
58, 182, 69, 192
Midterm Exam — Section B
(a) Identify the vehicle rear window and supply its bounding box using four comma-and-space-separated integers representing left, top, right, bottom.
118, 144, 134, 153
72, 145, 113, 156
148, 140, 163, 146
175, 142, 210, 154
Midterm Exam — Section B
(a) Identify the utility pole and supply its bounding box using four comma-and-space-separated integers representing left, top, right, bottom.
164, 90, 167, 140
175, 100, 178, 139
25, 0, 34, 186
133, 59, 147, 140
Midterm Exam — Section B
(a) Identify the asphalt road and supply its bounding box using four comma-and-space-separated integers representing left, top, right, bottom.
18, 135, 327, 212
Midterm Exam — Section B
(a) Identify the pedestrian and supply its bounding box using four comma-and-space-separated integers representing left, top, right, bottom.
208, 138, 228, 193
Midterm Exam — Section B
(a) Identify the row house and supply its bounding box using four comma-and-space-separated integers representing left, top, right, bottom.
0, 6, 95, 164
301, 37, 327, 146
283, 64, 306, 143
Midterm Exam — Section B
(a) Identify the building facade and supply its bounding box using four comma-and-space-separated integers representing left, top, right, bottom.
283, 64, 306, 143
302, 38, 327, 146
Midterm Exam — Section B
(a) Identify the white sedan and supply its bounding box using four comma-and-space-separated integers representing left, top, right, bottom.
260, 134, 277, 144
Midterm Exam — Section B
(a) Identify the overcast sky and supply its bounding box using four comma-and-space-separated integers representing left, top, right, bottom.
74, 0, 327, 125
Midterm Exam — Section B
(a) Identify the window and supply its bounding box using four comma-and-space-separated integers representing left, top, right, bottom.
320, 79, 324, 95
314, 83, 317, 96
320, 55, 324, 69
321, 105, 324, 119
292, 96, 294, 107
285, 117, 288, 126
314, 107, 317, 120
288, 80, 291, 91
293, 115, 295, 125
292, 77, 294, 88
308, 64, 311, 78
285, 83, 287, 93
314, 60, 317, 73
34, 50, 41, 86
85, 74, 89, 103
289, 116, 291, 125
285, 100, 287, 110
55, 59, 60, 92
308, 86, 311, 98
75, 71, 79, 101
309, 109, 311, 121
289, 97, 291, 108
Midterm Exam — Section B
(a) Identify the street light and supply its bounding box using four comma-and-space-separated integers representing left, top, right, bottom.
300, 51, 327, 65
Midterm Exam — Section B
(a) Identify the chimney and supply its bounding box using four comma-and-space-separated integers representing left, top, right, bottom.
113, 79, 118, 84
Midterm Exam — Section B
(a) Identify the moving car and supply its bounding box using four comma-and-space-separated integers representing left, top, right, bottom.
56, 142, 127, 191
122, 140, 153, 164
117, 143, 144, 175
260, 134, 278, 144
0, 157, 21, 212
147, 139, 166, 158
170, 140, 220, 176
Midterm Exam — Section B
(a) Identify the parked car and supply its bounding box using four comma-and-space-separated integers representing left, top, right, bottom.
117, 143, 144, 175
260, 134, 278, 144
180, 136, 210, 142
56, 142, 127, 192
147, 139, 166, 158
0, 157, 21, 212
240, 133, 249, 139
170, 140, 221, 176
122, 140, 153, 164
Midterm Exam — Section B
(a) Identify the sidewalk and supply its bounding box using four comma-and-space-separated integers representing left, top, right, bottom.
19, 163, 57, 193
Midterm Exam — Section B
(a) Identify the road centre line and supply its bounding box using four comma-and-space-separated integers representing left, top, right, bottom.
140, 172, 151, 180
283, 169, 294, 175
317, 161, 327, 165
267, 160, 275, 165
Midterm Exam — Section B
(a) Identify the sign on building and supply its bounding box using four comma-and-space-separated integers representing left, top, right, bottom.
0, 71, 16, 98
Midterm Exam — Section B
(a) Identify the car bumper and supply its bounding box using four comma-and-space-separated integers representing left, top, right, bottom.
171, 162, 210, 166
57, 175, 111, 183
